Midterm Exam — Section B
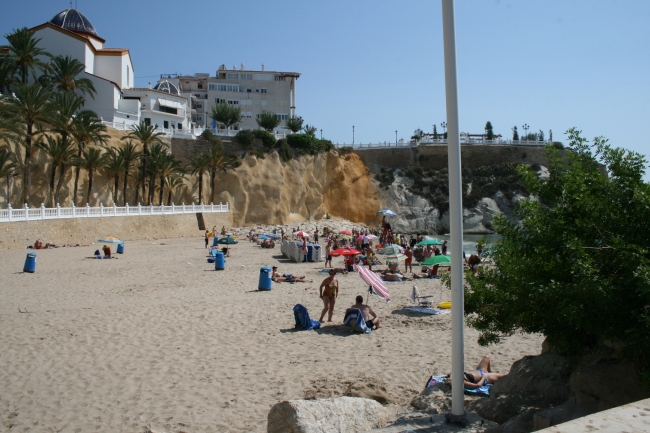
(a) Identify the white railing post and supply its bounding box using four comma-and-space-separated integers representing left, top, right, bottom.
138, 203, 142, 215
201, 202, 205, 212
86, 203, 90, 217
24, 203, 29, 221
100, 203, 104, 216
161, 203, 165, 214
8, 204, 12, 221
41, 203, 45, 219
150, 204, 153, 215
56, 203, 61, 218
172, 202, 175, 213
211, 202, 214, 212
126, 203, 129, 215
182, 202, 185, 213
72, 204, 76, 217
113, 203, 117, 216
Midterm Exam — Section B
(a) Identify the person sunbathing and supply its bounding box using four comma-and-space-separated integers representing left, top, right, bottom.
383, 271, 413, 281
413, 265, 440, 279
271, 266, 312, 283
447, 356, 506, 389
325, 267, 348, 275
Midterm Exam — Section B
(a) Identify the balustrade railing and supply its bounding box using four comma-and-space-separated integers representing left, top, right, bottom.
0, 202, 229, 223
336, 138, 549, 149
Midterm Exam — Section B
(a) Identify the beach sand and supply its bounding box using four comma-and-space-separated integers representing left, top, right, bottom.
0, 233, 542, 432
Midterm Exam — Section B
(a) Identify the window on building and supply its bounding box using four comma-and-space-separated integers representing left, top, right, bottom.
144, 118, 151, 126
277, 114, 289, 120
178, 124, 182, 130
260, 88, 267, 94
253, 74, 273, 81
164, 120, 169, 129
159, 106, 178, 115
198, 82, 203, 89
240, 73, 253, 80
246, 88, 252, 93
209, 84, 237, 91
215, 98, 226, 104
227, 100, 239, 105
227, 73, 239, 80
240, 99, 252, 106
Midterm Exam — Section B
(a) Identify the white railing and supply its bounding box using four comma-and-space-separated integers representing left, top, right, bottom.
101, 120, 204, 139
0, 202, 229, 223
337, 138, 550, 150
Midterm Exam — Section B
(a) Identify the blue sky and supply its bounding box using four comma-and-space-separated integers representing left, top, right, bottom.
2, 1, 649, 176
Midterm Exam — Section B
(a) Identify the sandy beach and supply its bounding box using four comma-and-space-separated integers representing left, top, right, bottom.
0, 231, 543, 432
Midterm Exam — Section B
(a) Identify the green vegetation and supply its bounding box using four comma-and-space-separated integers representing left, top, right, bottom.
256, 110, 281, 132
464, 129, 650, 370
210, 102, 241, 130
485, 121, 494, 140
284, 116, 304, 134
375, 168, 396, 190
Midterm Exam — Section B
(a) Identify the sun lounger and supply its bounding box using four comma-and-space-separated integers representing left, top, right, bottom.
412, 285, 434, 308
293, 304, 321, 331
343, 308, 372, 334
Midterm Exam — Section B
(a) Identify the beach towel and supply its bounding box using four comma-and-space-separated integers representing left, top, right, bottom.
403, 306, 449, 315
343, 308, 371, 334
424, 374, 491, 397
293, 304, 321, 331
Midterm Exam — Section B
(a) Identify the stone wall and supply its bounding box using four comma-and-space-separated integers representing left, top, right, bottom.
0, 212, 231, 250
355, 144, 554, 173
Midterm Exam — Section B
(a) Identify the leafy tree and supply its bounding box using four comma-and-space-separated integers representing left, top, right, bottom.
0, 56, 16, 94
284, 116, 304, 134
1, 27, 50, 84
256, 110, 280, 132
103, 147, 124, 205
538, 129, 545, 142
1, 82, 54, 205
234, 129, 254, 147
74, 147, 106, 205
117, 140, 141, 205
50, 91, 86, 140
148, 145, 183, 205
485, 121, 494, 140
46, 55, 96, 98
37, 135, 76, 206
464, 128, 650, 368
0, 147, 17, 204
210, 102, 241, 130
121, 122, 165, 205
303, 124, 317, 137
69, 110, 108, 205
512, 125, 519, 141
188, 152, 210, 204
433, 124, 438, 139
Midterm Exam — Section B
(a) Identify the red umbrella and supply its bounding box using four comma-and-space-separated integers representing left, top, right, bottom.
330, 247, 361, 257
339, 230, 352, 235
295, 231, 310, 237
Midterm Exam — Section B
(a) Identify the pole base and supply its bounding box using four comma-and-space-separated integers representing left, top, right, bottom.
445, 411, 468, 426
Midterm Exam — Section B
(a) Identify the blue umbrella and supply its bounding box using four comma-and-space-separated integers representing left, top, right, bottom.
379, 209, 397, 217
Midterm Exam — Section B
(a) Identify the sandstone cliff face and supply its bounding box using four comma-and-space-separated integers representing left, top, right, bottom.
212, 151, 382, 226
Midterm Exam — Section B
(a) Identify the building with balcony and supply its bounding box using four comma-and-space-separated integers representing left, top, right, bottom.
157, 64, 300, 133
123, 80, 190, 132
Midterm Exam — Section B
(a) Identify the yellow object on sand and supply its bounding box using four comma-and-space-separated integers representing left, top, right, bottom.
437, 301, 452, 309
207, 231, 214, 237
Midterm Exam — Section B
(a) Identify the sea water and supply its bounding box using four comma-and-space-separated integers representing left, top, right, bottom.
423, 233, 502, 255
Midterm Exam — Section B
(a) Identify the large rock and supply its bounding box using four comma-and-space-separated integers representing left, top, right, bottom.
267, 397, 388, 433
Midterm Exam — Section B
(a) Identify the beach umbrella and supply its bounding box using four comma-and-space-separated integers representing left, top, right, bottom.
417, 238, 444, 246
98, 236, 123, 244
385, 253, 407, 262
330, 247, 361, 257
356, 234, 377, 242
338, 234, 353, 240
295, 231, 310, 238
339, 230, 352, 235
378, 209, 397, 217
218, 237, 238, 245
355, 264, 391, 303
421, 255, 451, 266
378, 244, 404, 255
268, 233, 281, 239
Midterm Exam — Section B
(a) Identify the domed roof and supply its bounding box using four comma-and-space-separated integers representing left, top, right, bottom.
49, 9, 98, 37
153, 80, 180, 95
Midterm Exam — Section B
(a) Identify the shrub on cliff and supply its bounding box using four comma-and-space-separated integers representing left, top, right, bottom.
464, 128, 650, 368
277, 139, 292, 161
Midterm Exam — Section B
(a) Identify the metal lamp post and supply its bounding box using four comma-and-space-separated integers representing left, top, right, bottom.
441, 121, 447, 137
442, 0, 466, 425
320, 129, 322, 140
352, 125, 355, 144
522, 123, 529, 141
395, 130, 397, 145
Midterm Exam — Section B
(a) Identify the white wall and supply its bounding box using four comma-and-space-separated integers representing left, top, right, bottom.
94, 54, 125, 89
82, 73, 121, 121
34, 27, 91, 72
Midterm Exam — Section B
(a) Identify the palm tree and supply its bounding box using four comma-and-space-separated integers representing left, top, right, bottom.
103, 147, 124, 205
0, 147, 17, 206
210, 102, 241, 130
1, 27, 50, 84
1, 82, 54, 205
256, 110, 281, 132
74, 147, 106, 205
37, 135, 76, 206
188, 152, 210, 204
69, 110, 108, 205
46, 55, 96, 97
156, 152, 183, 206
121, 122, 166, 205
0, 56, 16, 94
284, 116, 304, 134
50, 91, 86, 140
117, 140, 141, 205
206, 145, 238, 203
165, 175, 185, 206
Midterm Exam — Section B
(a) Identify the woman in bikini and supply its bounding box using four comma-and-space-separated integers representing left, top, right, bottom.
319, 270, 339, 322
448, 356, 506, 389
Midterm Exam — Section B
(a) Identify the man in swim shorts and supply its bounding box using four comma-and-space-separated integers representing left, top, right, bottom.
351, 295, 381, 330
271, 266, 312, 283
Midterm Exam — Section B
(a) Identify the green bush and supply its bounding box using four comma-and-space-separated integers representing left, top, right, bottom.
287, 133, 312, 150
252, 130, 276, 149
375, 168, 395, 190
463, 129, 650, 369
338, 146, 354, 155
277, 138, 292, 161
249, 146, 265, 159
552, 141, 564, 149
235, 130, 254, 147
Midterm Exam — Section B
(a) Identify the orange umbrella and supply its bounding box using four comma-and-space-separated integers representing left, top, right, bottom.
330, 247, 361, 257
339, 230, 352, 235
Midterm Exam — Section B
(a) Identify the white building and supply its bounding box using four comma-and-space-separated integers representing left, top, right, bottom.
30, 8, 193, 136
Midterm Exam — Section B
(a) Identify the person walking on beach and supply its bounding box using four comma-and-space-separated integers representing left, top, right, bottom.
405, 246, 413, 273
319, 270, 339, 322
204, 230, 209, 248
325, 241, 333, 268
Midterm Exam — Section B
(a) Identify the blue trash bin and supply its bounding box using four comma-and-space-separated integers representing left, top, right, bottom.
213, 236, 219, 246
24, 253, 37, 273
117, 243, 125, 254
259, 266, 272, 290
214, 251, 225, 270
307, 245, 314, 262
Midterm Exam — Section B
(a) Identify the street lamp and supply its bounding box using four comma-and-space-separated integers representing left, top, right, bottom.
395, 130, 398, 145
320, 129, 322, 140
352, 125, 355, 144
441, 121, 447, 137
522, 124, 529, 141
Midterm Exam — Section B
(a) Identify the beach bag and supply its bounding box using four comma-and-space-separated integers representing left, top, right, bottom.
293, 304, 321, 331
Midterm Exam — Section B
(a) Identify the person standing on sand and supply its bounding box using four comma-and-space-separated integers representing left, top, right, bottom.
404, 246, 413, 273
314, 228, 319, 244
204, 230, 209, 248
319, 270, 339, 322
325, 241, 333, 268
351, 295, 381, 330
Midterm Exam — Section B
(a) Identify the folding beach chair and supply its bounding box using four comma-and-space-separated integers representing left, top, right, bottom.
411, 285, 434, 308
343, 308, 372, 334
